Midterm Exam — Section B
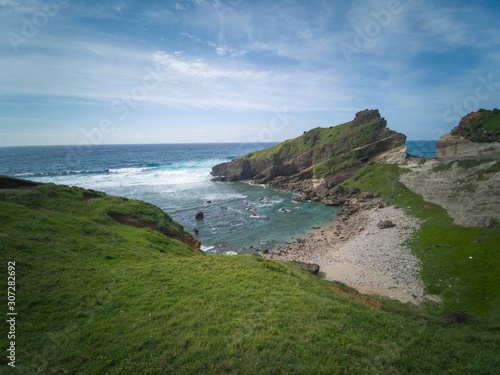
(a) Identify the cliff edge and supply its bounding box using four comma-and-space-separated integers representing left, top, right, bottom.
435, 109, 500, 160
211, 110, 406, 204
400, 109, 500, 227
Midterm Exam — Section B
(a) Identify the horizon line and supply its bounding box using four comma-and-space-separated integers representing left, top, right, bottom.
0, 139, 438, 149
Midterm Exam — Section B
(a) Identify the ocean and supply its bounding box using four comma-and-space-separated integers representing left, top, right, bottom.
0, 140, 436, 254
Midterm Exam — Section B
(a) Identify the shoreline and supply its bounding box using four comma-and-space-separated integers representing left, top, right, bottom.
264, 197, 441, 305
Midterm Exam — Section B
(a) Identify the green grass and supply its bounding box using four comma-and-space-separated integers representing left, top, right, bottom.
1, 177, 499, 374
342, 164, 500, 317
453, 108, 500, 141
239, 112, 404, 179
433, 160, 495, 173
469, 109, 500, 133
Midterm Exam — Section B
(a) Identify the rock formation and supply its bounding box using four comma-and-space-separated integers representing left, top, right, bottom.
400, 109, 500, 227
400, 158, 500, 227
212, 108, 500, 228
211, 110, 406, 203
435, 109, 500, 160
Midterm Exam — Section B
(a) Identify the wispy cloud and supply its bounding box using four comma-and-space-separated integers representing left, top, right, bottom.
1, 0, 499, 146
174, 3, 187, 11
180, 32, 247, 57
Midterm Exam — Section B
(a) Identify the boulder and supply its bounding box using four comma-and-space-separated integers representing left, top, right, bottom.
377, 220, 396, 229
360, 191, 374, 200
329, 185, 346, 195
290, 261, 320, 275
195, 211, 204, 220
443, 311, 474, 324
293, 195, 307, 203
321, 198, 343, 206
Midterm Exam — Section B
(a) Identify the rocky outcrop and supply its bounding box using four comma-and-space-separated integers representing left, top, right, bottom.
400, 109, 500, 227
108, 210, 202, 251
400, 157, 500, 227
436, 133, 500, 160
290, 261, 320, 275
436, 109, 500, 160
211, 110, 406, 204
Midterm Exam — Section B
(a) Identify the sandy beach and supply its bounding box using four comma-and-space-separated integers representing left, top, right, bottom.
265, 198, 441, 305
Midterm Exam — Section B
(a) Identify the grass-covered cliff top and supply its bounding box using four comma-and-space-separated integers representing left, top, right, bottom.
1, 176, 499, 374
241, 109, 406, 178
451, 108, 500, 142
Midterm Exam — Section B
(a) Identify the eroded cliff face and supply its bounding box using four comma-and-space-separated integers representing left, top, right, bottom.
435, 109, 500, 160
400, 158, 500, 227
211, 110, 406, 203
400, 109, 500, 227
436, 133, 500, 160
212, 109, 500, 227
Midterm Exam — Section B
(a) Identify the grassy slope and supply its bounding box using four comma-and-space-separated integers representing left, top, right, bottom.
341, 163, 500, 318
240, 111, 404, 178
1, 178, 499, 374
451, 108, 500, 142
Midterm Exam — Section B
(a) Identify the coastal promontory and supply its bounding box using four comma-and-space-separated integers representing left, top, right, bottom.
211, 109, 406, 204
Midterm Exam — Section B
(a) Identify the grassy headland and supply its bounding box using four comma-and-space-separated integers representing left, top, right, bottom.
1, 176, 499, 374
213, 110, 406, 183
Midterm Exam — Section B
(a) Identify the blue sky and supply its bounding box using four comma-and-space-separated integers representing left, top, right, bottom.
1, 0, 499, 146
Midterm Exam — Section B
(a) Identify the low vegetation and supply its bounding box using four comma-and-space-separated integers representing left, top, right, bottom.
1, 176, 499, 374
451, 108, 500, 142
342, 163, 500, 317
239, 110, 405, 179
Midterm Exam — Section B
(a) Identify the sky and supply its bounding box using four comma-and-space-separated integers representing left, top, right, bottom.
0, 0, 499, 147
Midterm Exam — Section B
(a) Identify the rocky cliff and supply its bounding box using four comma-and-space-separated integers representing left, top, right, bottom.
400, 158, 500, 227
435, 109, 500, 160
400, 109, 500, 227
211, 110, 406, 204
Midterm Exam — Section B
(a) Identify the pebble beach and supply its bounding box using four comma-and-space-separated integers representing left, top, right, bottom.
266, 198, 442, 305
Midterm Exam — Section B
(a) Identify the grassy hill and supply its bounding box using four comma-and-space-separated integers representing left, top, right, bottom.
246, 109, 405, 178
211, 109, 406, 183
1, 176, 499, 374
451, 108, 500, 142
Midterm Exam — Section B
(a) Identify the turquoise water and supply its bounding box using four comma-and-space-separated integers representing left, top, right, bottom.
0, 143, 338, 254
0, 141, 434, 254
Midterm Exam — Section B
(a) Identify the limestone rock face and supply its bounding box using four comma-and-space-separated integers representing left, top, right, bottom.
436, 109, 500, 160
400, 158, 500, 227
435, 133, 500, 160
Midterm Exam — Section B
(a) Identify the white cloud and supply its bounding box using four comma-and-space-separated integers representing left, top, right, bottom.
174, 3, 187, 11
0, 0, 18, 6
180, 32, 247, 58
152, 51, 276, 81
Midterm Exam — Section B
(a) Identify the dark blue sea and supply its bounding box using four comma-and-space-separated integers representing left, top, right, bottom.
0, 141, 435, 254
405, 140, 437, 158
